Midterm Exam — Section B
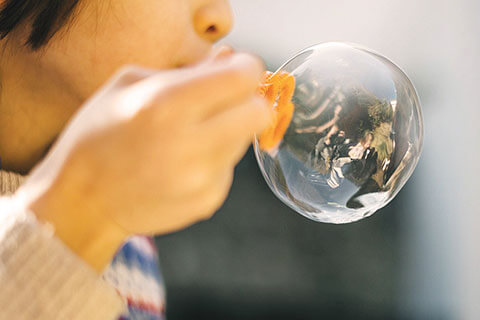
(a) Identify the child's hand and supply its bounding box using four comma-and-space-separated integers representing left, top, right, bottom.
24, 53, 271, 271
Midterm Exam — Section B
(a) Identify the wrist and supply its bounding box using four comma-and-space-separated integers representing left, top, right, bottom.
28, 172, 127, 272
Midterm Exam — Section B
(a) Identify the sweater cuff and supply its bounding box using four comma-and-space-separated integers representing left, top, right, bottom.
0, 203, 126, 319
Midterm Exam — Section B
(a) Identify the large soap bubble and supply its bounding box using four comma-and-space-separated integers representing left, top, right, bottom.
254, 42, 423, 224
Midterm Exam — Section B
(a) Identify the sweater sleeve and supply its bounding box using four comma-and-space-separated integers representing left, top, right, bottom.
0, 170, 26, 195
0, 196, 127, 319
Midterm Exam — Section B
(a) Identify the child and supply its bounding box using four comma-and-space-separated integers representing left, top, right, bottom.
0, 0, 271, 319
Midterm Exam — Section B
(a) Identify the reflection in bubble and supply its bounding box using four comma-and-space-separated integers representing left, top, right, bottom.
254, 43, 423, 224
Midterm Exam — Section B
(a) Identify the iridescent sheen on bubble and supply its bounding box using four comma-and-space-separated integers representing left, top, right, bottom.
254, 43, 424, 224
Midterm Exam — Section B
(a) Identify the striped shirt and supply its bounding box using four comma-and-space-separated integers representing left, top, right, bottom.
105, 236, 166, 319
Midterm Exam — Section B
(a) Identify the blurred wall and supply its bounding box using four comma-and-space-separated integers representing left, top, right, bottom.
156, 1, 480, 319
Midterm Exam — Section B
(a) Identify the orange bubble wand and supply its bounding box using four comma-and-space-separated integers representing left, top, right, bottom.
256, 71, 296, 152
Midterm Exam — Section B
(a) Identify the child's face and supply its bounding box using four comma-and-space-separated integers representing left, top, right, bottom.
31, 0, 233, 100
0, 0, 233, 173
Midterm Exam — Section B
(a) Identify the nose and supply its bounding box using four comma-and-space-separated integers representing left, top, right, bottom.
193, 0, 233, 42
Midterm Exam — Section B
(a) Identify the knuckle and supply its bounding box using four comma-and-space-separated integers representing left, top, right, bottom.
157, 82, 183, 99
224, 67, 257, 87
199, 173, 233, 219
230, 53, 265, 75
116, 65, 141, 78
112, 65, 154, 86
200, 193, 226, 219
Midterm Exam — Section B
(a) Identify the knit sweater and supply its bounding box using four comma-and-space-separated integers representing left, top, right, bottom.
0, 170, 166, 319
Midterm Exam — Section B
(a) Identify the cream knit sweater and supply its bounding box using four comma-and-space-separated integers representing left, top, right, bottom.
0, 170, 126, 319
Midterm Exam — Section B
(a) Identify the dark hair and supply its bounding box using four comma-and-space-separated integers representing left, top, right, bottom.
0, 0, 80, 50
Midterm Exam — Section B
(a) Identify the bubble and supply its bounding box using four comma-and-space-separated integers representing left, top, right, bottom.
254, 42, 424, 224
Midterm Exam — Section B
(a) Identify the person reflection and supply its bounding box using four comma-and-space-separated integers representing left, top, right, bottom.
291, 84, 395, 208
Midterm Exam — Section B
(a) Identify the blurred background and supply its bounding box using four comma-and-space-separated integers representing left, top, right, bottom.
156, 0, 480, 319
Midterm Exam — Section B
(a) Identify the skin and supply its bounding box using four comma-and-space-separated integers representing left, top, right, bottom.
0, 0, 271, 271
0, 0, 232, 173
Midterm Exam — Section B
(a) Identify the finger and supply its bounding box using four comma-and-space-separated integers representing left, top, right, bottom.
144, 169, 234, 235
81, 65, 157, 117
161, 97, 270, 198
183, 167, 234, 220
203, 45, 234, 65
210, 45, 234, 61
152, 168, 233, 231
108, 65, 157, 89
136, 53, 265, 123
196, 96, 273, 158
214, 133, 253, 167
159, 148, 233, 200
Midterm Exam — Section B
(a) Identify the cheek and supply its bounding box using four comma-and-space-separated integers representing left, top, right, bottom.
102, 0, 191, 66
40, 0, 198, 101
